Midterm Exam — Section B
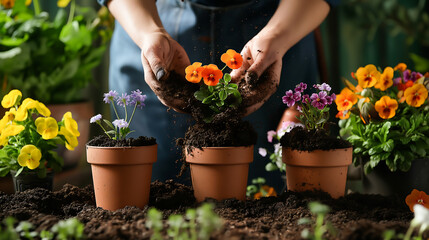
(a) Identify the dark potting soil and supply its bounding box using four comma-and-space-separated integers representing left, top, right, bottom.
0, 181, 419, 240
280, 127, 352, 151
86, 135, 157, 147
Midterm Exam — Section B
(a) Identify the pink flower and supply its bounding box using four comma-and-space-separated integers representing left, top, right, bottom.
310, 91, 328, 110
267, 130, 277, 143
258, 148, 267, 157
282, 90, 301, 107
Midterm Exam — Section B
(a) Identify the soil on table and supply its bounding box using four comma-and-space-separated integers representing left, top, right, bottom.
280, 127, 352, 151
0, 181, 420, 240
87, 135, 156, 147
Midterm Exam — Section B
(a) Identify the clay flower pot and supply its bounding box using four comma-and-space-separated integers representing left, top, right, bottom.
86, 144, 157, 210
282, 147, 352, 198
186, 146, 253, 202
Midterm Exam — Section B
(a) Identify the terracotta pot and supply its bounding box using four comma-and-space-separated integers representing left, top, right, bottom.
86, 144, 157, 211
186, 146, 253, 202
282, 147, 352, 198
48, 102, 94, 169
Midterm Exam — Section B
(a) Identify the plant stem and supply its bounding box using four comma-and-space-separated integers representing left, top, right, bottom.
221, 65, 227, 71
111, 103, 120, 120
128, 103, 138, 127
33, 0, 41, 15
67, 0, 76, 24
97, 122, 111, 139
403, 224, 414, 240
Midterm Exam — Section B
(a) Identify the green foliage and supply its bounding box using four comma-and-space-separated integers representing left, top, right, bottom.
146, 203, 223, 240
246, 177, 266, 197
0, 0, 113, 104
340, 105, 429, 173
0, 217, 85, 240
298, 202, 336, 240
194, 73, 242, 122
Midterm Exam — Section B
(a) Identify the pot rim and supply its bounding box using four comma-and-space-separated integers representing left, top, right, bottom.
86, 144, 157, 165
86, 143, 157, 150
282, 146, 353, 167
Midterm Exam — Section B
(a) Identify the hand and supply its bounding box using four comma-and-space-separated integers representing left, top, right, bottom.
140, 31, 191, 112
231, 31, 285, 116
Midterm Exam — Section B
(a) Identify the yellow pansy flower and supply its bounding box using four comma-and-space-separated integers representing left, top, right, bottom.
1, 124, 25, 138
59, 127, 78, 151
4, 108, 17, 122
19, 98, 51, 117
356, 64, 381, 89
404, 83, 428, 107
35, 117, 58, 139
374, 96, 398, 119
17, 145, 41, 170
63, 112, 80, 137
374, 67, 393, 91
0, 135, 8, 146
25, 0, 31, 6
1, 89, 22, 108
57, 0, 71, 8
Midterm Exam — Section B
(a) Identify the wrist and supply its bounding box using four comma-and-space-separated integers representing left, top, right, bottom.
257, 27, 292, 57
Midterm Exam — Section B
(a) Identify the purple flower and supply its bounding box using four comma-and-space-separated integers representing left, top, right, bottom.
326, 93, 336, 105
112, 119, 129, 129
294, 83, 307, 93
258, 148, 267, 157
267, 130, 277, 143
318, 83, 331, 91
103, 90, 118, 104
302, 94, 310, 104
393, 77, 402, 86
117, 93, 130, 107
282, 90, 301, 107
296, 105, 302, 112
90, 114, 102, 123
130, 89, 147, 109
310, 91, 328, 110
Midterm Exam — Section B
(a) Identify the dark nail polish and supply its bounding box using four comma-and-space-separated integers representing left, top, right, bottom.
156, 69, 165, 81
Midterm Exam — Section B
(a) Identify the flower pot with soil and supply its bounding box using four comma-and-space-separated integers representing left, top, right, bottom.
336, 63, 429, 197
87, 90, 157, 210
0, 89, 80, 192
281, 83, 352, 198
178, 50, 257, 202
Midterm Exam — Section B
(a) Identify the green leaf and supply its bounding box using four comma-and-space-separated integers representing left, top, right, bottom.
103, 119, 114, 130
219, 90, 227, 101
224, 73, 231, 83
0, 167, 9, 177
297, 218, 312, 225
0, 45, 30, 73
202, 95, 214, 104
382, 139, 394, 152
59, 21, 92, 52
308, 201, 330, 215
15, 167, 24, 177
194, 87, 210, 101
228, 83, 238, 89
265, 162, 278, 172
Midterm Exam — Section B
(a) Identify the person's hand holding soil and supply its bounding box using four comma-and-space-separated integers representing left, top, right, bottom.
231, 0, 330, 116
140, 31, 191, 112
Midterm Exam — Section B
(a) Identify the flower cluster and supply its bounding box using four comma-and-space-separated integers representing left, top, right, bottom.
185, 49, 243, 122
258, 121, 303, 172
90, 89, 146, 140
246, 178, 277, 200
282, 83, 336, 131
0, 89, 79, 177
337, 63, 429, 173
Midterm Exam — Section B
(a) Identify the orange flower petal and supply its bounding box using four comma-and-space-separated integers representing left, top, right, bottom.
374, 96, 398, 119
404, 83, 428, 107
393, 63, 407, 72
202, 64, 223, 86
356, 64, 381, 89
406, 189, 429, 212
221, 49, 243, 69
335, 88, 358, 111
185, 62, 203, 83
374, 67, 393, 91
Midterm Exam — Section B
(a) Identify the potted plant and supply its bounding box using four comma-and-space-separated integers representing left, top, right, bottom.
0, 89, 79, 192
0, 0, 113, 168
177, 49, 257, 202
87, 89, 157, 211
280, 82, 352, 198
336, 63, 429, 197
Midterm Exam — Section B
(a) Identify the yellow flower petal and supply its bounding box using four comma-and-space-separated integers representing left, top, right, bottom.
18, 145, 41, 170
17, 152, 30, 167
25, 0, 31, 6
57, 0, 71, 8
404, 83, 428, 107
1, 89, 22, 108
59, 127, 78, 150
2, 124, 25, 137
63, 112, 80, 137
35, 117, 58, 140
35, 102, 51, 117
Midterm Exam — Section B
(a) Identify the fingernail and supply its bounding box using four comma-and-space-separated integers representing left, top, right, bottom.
156, 69, 165, 81
246, 72, 258, 86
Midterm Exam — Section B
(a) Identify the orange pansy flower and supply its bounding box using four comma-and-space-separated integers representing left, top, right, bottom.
404, 83, 428, 107
356, 64, 381, 89
374, 67, 393, 91
335, 88, 358, 111
393, 63, 407, 72
336, 110, 350, 120
1, 0, 14, 8
374, 96, 398, 119
185, 62, 204, 83
254, 185, 277, 200
405, 189, 429, 212
221, 49, 243, 69
201, 64, 223, 86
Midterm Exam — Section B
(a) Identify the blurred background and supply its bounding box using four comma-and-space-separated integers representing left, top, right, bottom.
1, 0, 428, 193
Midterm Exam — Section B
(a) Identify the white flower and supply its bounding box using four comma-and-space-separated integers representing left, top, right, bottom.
412, 204, 429, 233
90, 114, 102, 123
258, 148, 267, 157
112, 119, 129, 129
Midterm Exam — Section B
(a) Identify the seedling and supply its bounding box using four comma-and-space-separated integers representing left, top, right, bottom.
298, 201, 336, 240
